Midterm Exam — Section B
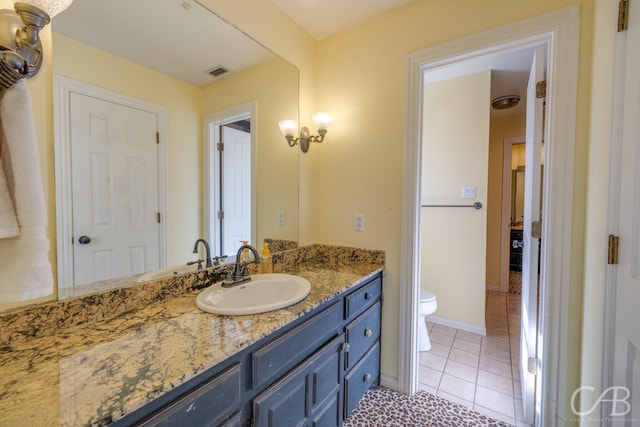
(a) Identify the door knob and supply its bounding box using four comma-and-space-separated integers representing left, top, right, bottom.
78, 235, 91, 245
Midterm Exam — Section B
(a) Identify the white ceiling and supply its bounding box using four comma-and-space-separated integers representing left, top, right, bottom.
52, 0, 276, 87
271, 0, 415, 40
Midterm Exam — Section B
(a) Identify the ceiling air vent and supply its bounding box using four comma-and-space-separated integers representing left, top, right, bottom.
208, 66, 229, 78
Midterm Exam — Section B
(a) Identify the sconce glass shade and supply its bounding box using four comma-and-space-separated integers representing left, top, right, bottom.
19, 0, 73, 17
312, 112, 332, 131
278, 119, 298, 138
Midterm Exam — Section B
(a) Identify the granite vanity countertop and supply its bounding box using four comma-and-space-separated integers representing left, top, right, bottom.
0, 255, 383, 427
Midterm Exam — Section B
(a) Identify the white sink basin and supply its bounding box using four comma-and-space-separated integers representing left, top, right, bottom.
138, 263, 201, 282
195, 274, 311, 315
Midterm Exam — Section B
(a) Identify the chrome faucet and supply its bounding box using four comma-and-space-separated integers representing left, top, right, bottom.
192, 238, 213, 269
222, 244, 260, 287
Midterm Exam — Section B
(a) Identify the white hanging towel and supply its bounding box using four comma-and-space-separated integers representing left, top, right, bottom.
0, 80, 53, 301
0, 159, 19, 238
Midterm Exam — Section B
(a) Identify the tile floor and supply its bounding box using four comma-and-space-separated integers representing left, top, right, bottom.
418, 290, 531, 426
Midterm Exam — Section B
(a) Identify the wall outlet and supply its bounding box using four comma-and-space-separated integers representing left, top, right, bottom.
277, 211, 285, 226
461, 186, 477, 199
355, 214, 365, 231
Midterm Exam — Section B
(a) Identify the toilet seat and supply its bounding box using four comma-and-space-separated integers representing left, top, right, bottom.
420, 289, 436, 303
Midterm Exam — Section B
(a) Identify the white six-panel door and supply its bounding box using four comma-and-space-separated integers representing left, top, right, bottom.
520, 46, 545, 424
70, 93, 160, 285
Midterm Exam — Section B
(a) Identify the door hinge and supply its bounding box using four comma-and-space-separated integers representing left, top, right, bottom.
608, 234, 619, 265
527, 357, 538, 375
618, 0, 629, 32
217, 142, 224, 151
531, 221, 542, 239
157, 212, 161, 223
156, 132, 160, 144
217, 210, 224, 220
536, 81, 547, 99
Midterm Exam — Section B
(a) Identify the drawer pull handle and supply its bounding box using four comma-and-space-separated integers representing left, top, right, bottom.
341, 343, 350, 353
364, 328, 373, 337
363, 373, 372, 382
364, 292, 372, 300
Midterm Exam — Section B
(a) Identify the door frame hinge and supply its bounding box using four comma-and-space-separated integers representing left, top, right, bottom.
217, 142, 224, 151
531, 221, 542, 239
157, 212, 161, 223
618, 0, 630, 32
536, 81, 547, 99
217, 210, 224, 220
527, 357, 538, 375
156, 132, 160, 144
608, 234, 619, 265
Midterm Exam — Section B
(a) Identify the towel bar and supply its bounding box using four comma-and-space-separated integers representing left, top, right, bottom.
421, 202, 483, 210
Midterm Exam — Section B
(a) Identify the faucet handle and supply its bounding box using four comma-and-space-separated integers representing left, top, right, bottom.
187, 259, 204, 270
212, 255, 228, 267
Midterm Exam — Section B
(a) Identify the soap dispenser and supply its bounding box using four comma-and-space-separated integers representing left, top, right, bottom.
239, 240, 252, 263
259, 242, 273, 274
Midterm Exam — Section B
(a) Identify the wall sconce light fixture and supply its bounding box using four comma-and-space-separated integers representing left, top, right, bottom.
0, 0, 73, 89
279, 112, 332, 153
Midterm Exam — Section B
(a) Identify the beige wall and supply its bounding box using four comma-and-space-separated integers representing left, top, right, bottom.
486, 115, 526, 288
5, 0, 618, 421
202, 58, 299, 245
420, 72, 491, 328
52, 33, 204, 267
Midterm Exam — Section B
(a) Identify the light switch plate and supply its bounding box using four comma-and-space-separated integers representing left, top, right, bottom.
277, 211, 285, 226
355, 214, 365, 231
461, 186, 477, 199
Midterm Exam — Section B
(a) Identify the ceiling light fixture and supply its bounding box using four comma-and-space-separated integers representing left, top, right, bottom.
0, 0, 73, 89
491, 95, 520, 110
279, 112, 332, 153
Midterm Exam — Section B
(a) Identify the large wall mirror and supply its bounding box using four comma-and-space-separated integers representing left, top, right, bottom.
2, 0, 299, 309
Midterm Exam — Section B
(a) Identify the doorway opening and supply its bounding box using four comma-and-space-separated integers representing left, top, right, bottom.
203, 102, 256, 259
398, 7, 579, 427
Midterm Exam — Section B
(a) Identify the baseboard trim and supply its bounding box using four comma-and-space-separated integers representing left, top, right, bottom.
427, 315, 487, 336
380, 374, 398, 391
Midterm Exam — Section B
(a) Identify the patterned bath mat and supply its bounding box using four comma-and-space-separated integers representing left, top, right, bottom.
344, 387, 513, 427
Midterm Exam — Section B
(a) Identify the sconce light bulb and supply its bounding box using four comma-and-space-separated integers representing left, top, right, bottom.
278, 119, 298, 138
20, 0, 74, 17
312, 112, 332, 132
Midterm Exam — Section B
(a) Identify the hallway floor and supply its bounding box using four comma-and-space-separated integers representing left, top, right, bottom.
418, 290, 531, 426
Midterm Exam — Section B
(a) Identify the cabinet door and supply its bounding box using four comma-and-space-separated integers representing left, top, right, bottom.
344, 342, 380, 417
253, 335, 344, 427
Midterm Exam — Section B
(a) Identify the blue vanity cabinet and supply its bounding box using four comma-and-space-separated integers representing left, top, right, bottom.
120, 272, 382, 427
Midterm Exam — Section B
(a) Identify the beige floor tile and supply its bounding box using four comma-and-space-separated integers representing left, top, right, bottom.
453, 337, 481, 354
426, 321, 435, 331
449, 348, 480, 367
481, 345, 511, 364
432, 324, 457, 336
444, 359, 478, 383
417, 381, 437, 395
436, 390, 474, 410
418, 366, 442, 388
430, 331, 455, 346
428, 342, 451, 358
438, 373, 476, 402
455, 330, 483, 344
475, 385, 515, 418
477, 370, 513, 396
419, 352, 447, 372
479, 357, 512, 378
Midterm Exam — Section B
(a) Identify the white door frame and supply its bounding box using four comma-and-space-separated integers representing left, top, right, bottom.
203, 102, 257, 257
500, 136, 525, 293
53, 76, 169, 289
399, 6, 579, 427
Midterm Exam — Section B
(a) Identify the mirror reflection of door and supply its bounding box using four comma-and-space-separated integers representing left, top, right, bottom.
70, 92, 161, 286
219, 122, 252, 258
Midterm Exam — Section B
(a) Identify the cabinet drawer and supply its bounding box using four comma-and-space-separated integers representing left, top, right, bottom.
345, 276, 381, 321
138, 363, 241, 427
344, 342, 380, 418
345, 303, 381, 370
252, 301, 342, 388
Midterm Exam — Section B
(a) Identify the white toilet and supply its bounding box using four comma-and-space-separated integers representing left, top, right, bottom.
418, 289, 438, 352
